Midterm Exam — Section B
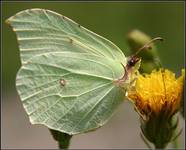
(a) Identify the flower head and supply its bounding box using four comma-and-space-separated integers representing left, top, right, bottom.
127, 68, 184, 148
127, 68, 184, 119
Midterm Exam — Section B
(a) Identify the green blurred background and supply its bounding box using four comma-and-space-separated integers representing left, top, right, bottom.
2, 2, 184, 149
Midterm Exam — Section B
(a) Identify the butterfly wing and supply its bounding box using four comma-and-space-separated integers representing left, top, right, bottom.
16, 52, 125, 134
7, 9, 127, 134
6, 9, 126, 64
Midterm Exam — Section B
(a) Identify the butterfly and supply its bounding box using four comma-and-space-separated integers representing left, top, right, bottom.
6, 9, 141, 135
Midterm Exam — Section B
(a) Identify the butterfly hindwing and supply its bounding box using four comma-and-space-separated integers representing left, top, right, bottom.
16, 52, 125, 134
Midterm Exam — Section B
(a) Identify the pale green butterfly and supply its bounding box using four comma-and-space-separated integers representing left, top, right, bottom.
6, 9, 141, 135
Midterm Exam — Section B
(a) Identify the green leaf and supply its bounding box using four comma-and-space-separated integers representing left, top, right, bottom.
6, 9, 135, 135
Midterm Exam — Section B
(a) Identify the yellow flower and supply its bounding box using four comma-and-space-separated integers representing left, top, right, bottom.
127, 69, 184, 119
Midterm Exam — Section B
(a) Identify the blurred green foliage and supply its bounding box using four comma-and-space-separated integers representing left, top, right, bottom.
2, 2, 184, 91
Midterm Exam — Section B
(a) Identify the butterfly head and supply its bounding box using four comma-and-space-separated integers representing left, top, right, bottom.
113, 55, 141, 89
114, 37, 163, 89
126, 37, 163, 74
125, 55, 141, 85
127, 55, 141, 69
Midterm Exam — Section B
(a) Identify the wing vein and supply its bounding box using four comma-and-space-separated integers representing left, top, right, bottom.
71, 86, 115, 132
32, 82, 112, 123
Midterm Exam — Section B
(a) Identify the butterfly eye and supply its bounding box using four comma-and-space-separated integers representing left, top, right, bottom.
128, 59, 135, 66
127, 56, 140, 67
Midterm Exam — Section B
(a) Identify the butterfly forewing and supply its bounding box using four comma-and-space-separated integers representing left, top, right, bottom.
6, 9, 126, 64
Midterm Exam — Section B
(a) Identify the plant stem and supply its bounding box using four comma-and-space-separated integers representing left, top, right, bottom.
49, 129, 72, 149
154, 143, 166, 150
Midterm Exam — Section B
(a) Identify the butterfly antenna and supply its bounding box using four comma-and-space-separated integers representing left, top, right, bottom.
135, 37, 164, 56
